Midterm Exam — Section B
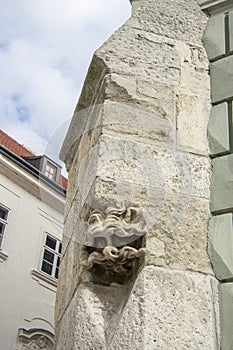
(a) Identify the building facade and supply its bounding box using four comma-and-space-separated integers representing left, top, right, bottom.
0, 130, 66, 350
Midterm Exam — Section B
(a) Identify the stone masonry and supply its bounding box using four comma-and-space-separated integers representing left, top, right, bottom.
54, 0, 227, 349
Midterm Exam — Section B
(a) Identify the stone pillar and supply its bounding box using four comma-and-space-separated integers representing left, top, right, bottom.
55, 1, 220, 349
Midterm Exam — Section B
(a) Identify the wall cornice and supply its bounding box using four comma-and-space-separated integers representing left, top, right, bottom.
199, 0, 233, 12
0, 154, 65, 214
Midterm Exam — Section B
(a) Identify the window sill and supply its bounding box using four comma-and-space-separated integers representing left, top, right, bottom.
0, 250, 8, 263
31, 269, 57, 289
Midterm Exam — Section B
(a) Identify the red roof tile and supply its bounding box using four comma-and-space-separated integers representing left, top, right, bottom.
0, 130, 35, 157
0, 129, 67, 190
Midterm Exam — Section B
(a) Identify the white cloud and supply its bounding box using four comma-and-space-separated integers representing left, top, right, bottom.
0, 0, 131, 158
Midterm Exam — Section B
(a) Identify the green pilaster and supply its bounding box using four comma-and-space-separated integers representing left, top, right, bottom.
204, 2, 233, 348
203, 13, 225, 60
211, 154, 233, 213
229, 11, 233, 53
208, 214, 233, 280
210, 56, 233, 103
208, 102, 230, 155
219, 283, 233, 350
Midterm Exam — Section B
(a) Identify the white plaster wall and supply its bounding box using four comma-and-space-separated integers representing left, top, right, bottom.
0, 159, 64, 350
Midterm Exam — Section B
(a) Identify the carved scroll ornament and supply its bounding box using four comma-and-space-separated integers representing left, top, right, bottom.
87, 246, 146, 275
86, 206, 147, 247
16, 329, 53, 350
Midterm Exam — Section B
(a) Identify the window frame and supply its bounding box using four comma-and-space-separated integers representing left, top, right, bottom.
0, 203, 10, 249
44, 160, 58, 182
40, 233, 62, 280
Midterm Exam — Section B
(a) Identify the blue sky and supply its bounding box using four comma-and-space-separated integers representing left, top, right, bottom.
0, 0, 131, 165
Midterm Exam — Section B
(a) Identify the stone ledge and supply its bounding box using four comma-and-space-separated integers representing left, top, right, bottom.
199, 0, 233, 12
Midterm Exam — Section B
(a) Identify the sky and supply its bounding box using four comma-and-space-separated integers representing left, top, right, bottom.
0, 0, 131, 166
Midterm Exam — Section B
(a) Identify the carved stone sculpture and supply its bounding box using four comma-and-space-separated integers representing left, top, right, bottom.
85, 206, 147, 247
87, 246, 146, 275
16, 330, 53, 350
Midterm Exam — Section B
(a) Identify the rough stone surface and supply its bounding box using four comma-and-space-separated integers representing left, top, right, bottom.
176, 94, 210, 155
127, 0, 208, 44
56, 283, 133, 350
55, 267, 219, 350
208, 102, 230, 155
208, 213, 233, 280
146, 196, 212, 273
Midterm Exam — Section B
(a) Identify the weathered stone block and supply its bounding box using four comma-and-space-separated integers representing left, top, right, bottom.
146, 195, 212, 274
208, 213, 233, 280
210, 56, 233, 103
97, 26, 181, 85
55, 238, 91, 326
177, 51, 210, 96
88, 135, 211, 201
176, 94, 210, 155
55, 267, 219, 350
203, 13, 225, 60
55, 283, 135, 350
219, 282, 233, 350
140, 268, 218, 350
113, 268, 213, 349
211, 154, 233, 213
128, 0, 208, 45
101, 100, 174, 145
208, 102, 230, 155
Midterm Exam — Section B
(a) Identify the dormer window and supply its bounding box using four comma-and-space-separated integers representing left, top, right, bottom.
45, 161, 57, 181
23, 155, 62, 185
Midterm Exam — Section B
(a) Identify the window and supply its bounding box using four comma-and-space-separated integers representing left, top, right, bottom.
40, 234, 62, 279
44, 161, 57, 181
0, 204, 10, 248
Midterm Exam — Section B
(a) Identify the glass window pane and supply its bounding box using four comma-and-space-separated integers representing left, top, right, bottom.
41, 261, 53, 275
0, 234, 3, 247
55, 267, 59, 279
0, 207, 7, 220
45, 235, 56, 250
58, 243, 62, 254
0, 222, 5, 236
44, 161, 57, 181
43, 249, 54, 264
40, 234, 61, 279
